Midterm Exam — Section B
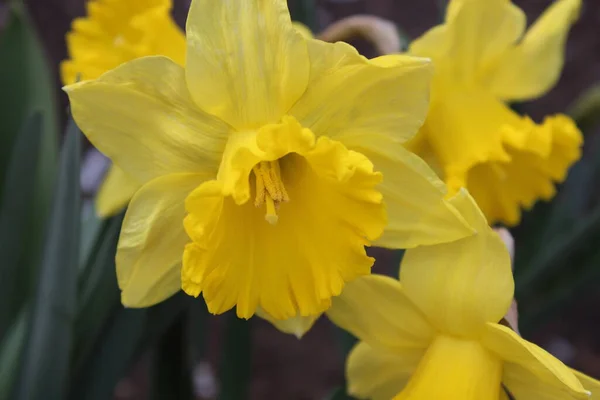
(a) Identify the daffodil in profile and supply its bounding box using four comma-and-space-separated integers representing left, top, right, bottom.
328, 192, 598, 399
61, 0, 186, 217
406, 0, 583, 226
65, 0, 473, 320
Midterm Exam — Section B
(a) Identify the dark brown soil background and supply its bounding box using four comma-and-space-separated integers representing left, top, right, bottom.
3, 0, 600, 398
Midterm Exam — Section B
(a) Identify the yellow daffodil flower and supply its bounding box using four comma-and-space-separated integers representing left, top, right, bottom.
64, 0, 473, 320
61, 0, 187, 217
62, 1, 314, 218
328, 191, 599, 399
405, 0, 583, 226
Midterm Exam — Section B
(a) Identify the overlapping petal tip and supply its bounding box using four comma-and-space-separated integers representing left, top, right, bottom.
95, 166, 141, 218
185, 0, 310, 130
117, 172, 210, 308
400, 191, 514, 337
64, 56, 229, 185
572, 370, 600, 399
292, 40, 433, 148
347, 342, 423, 400
326, 275, 434, 351
256, 309, 319, 339
482, 323, 590, 399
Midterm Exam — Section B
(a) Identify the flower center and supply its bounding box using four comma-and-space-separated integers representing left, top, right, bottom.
252, 160, 289, 225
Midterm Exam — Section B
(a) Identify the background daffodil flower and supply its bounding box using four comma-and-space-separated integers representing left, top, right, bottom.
328, 191, 599, 399
64, 0, 474, 321
405, 0, 583, 226
61, 0, 187, 217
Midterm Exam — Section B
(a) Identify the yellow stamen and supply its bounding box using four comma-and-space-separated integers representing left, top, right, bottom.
253, 161, 289, 224
265, 196, 279, 225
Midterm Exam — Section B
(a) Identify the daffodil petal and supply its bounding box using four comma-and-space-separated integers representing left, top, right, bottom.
117, 172, 209, 307
410, 0, 525, 80
326, 275, 434, 351
65, 56, 229, 184
359, 142, 474, 249
395, 335, 503, 400
572, 369, 600, 399
347, 341, 424, 400
256, 308, 320, 339
482, 323, 589, 399
400, 192, 514, 337
95, 165, 141, 217
185, 0, 309, 129
484, 0, 581, 101
291, 40, 432, 145
292, 22, 314, 39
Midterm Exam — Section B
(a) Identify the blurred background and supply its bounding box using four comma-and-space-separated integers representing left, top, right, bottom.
1, 0, 600, 399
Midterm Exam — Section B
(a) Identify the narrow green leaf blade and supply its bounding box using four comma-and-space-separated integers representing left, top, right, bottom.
69, 293, 189, 400
0, 113, 42, 339
14, 119, 81, 400
0, 1, 58, 195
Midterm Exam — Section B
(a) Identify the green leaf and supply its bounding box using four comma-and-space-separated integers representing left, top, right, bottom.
0, 308, 28, 400
71, 214, 123, 372
68, 293, 190, 400
0, 113, 43, 339
13, 119, 81, 400
218, 314, 252, 400
0, 1, 58, 196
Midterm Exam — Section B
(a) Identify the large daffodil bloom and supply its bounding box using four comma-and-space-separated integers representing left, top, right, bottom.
328, 192, 599, 399
65, 0, 473, 320
61, 0, 186, 217
405, 0, 583, 226
62, 0, 314, 217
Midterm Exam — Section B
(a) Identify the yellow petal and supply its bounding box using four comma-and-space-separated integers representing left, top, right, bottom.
484, 0, 582, 101
65, 56, 230, 184
185, 0, 309, 130
182, 117, 386, 320
117, 172, 209, 307
95, 165, 141, 217
482, 323, 590, 399
347, 341, 424, 400
61, 0, 186, 84
410, 0, 525, 81
326, 275, 434, 351
292, 22, 314, 39
400, 191, 514, 337
360, 141, 474, 249
256, 308, 319, 339
409, 79, 583, 226
291, 40, 432, 146
394, 335, 503, 400
572, 369, 600, 399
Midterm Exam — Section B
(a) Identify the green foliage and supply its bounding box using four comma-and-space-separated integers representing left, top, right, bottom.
13, 117, 81, 400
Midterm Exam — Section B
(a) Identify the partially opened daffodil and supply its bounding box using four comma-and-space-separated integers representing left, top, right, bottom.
328, 191, 598, 399
61, 0, 186, 217
406, 0, 583, 226
65, 0, 473, 320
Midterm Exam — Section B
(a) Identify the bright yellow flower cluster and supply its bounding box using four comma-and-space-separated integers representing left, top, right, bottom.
65, 0, 472, 320
61, 0, 598, 397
